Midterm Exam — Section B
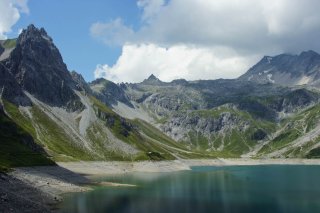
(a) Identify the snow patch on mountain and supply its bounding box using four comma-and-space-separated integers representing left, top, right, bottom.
297, 76, 312, 85
267, 74, 275, 83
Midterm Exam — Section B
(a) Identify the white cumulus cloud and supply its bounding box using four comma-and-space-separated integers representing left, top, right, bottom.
94, 44, 258, 83
0, 0, 29, 39
91, 0, 320, 82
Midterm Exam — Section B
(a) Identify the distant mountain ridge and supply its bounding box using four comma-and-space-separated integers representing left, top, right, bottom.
1, 24, 320, 170
239, 50, 320, 86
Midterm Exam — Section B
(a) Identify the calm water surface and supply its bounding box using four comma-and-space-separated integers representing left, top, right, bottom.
60, 165, 320, 213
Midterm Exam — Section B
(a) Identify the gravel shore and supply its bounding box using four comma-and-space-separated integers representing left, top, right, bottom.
58, 158, 320, 176
0, 166, 90, 213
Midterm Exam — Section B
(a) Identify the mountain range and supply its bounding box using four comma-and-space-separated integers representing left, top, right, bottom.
1, 25, 320, 169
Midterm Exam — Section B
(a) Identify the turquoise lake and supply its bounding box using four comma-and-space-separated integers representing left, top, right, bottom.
60, 165, 320, 213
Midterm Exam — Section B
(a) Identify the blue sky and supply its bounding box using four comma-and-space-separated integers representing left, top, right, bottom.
7, 0, 141, 81
2, 0, 320, 83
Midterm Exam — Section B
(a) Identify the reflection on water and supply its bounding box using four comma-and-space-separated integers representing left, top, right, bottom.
61, 165, 320, 213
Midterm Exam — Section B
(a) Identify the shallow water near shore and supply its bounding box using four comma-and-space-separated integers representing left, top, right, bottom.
60, 165, 320, 213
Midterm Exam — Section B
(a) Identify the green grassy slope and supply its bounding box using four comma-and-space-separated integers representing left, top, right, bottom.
0, 107, 54, 172
256, 103, 320, 157
3, 100, 95, 162
2, 95, 210, 163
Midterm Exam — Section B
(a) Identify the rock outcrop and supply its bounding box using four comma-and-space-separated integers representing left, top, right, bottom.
71, 71, 91, 94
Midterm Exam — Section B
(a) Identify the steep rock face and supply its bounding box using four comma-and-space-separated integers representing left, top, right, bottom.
239, 50, 320, 86
161, 108, 249, 142
0, 63, 30, 106
3, 24, 83, 111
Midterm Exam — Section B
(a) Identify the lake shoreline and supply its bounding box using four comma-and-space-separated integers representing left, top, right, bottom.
2, 158, 320, 212
1, 166, 91, 212
58, 158, 320, 176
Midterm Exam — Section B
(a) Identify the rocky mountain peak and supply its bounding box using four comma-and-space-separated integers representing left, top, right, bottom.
14, 24, 64, 69
142, 74, 164, 85
19, 24, 53, 43
147, 74, 158, 80
239, 50, 320, 86
3, 25, 83, 111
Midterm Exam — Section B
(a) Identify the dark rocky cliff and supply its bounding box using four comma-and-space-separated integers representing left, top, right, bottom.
3, 24, 83, 111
